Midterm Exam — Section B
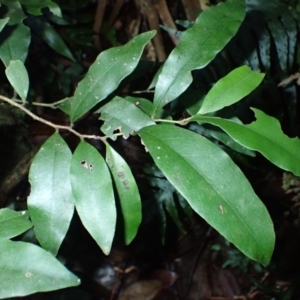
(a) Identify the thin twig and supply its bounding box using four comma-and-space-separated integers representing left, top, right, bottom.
13, 97, 69, 109
153, 118, 184, 125
93, 0, 108, 50
0, 95, 107, 142
132, 89, 154, 94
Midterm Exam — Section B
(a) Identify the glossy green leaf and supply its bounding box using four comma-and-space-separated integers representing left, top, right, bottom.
28, 18, 75, 62
152, 0, 245, 117
68, 31, 156, 122
0, 240, 80, 298
70, 141, 116, 255
5, 60, 29, 102
205, 126, 256, 157
0, 209, 32, 239
125, 96, 169, 119
148, 65, 162, 90
57, 96, 73, 115
138, 125, 275, 265
199, 66, 265, 115
191, 108, 300, 176
18, 0, 62, 17
99, 96, 155, 140
28, 133, 74, 256
106, 144, 141, 244
0, 17, 9, 32
0, 1, 30, 67
125, 96, 155, 116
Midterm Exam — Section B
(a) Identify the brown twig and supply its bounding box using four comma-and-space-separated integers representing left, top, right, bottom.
153, 0, 180, 45
136, 0, 167, 61
0, 95, 107, 142
93, 0, 108, 50
107, 0, 125, 27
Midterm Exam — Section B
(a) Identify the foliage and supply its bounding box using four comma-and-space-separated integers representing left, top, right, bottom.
0, 0, 299, 297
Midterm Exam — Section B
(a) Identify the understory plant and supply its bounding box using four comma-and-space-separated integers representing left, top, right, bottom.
0, 0, 299, 298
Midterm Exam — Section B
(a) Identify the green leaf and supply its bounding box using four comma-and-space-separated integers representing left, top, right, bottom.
57, 96, 73, 115
191, 108, 300, 176
0, 17, 9, 32
5, 60, 29, 102
199, 66, 265, 115
138, 125, 275, 265
205, 126, 256, 157
0, 209, 32, 239
28, 18, 75, 62
28, 133, 74, 256
70, 140, 116, 255
125, 96, 169, 119
148, 65, 162, 90
106, 144, 142, 245
68, 31, 156, 122
152, 0, 245, 117
0, 1, 30, 67
0, 240, 80, 298
99, 96, 155, 140
18, 0, 62, 17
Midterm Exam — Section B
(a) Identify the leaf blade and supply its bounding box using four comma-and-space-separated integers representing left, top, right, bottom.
106, 144, 142, 245
28, 18, 75, 62
199, 66, 265, 115
0, 240, 80, 298
0, 2, 30, 67
138, 125, 275, 265
191, 109, 300, 176
18, 0, 62, 17
70, 141, 116, 255
0, 17, 9, 32
69, 31, 156, 122
99, 96, 155, 140
28, 133, 74, 256
0, 209, 32, 239
5, 60, 29, 102
152, 0, 245, 116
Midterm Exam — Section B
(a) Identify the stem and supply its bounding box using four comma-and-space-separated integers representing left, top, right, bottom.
0, 95, 107, 142
132, 89, 154, 94
153, 118, 186, 125
13, 97, 69, 109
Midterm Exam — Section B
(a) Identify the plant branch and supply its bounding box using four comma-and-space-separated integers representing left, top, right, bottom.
0, 95, 107, 141
13, 97, 69, 109
153, 118, 185, 125
132, 89, 154, 94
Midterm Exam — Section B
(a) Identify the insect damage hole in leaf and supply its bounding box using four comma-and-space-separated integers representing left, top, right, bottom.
80, 160, 93, 171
